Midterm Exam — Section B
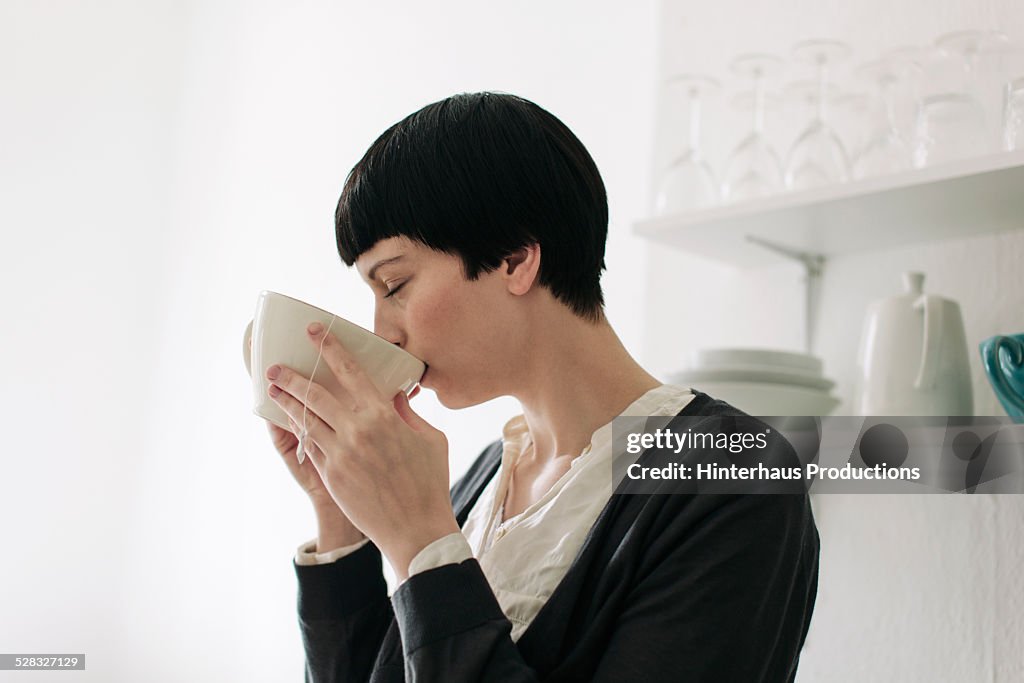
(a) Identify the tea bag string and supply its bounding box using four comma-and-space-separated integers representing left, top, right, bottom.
297, 315, 337, 464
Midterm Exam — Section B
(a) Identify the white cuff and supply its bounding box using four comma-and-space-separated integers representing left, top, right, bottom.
400, 532, 474, 586
294, 536, 371, 566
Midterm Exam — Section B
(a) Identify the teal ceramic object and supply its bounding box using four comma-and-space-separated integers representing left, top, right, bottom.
980, 333, 1024, 422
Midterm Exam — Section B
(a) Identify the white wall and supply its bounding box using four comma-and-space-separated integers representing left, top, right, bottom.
6, 0, 1020, 680
0, 0, 188, 675
1, 1, 659, 681
646, 1, 1024, 681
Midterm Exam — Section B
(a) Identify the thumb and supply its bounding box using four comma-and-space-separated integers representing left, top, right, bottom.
393, 390, 432, 432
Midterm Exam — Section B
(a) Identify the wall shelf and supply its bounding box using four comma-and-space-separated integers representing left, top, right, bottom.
633, 150, 1024, 268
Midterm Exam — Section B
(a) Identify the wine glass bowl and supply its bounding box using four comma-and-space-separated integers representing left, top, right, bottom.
926, 30, 1011, 157
915, 92, 991, 166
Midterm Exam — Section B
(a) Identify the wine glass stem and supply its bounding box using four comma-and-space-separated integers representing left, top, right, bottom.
688, 89, 702, 153
965, 49, 978, 79
964, 49, 983, 104
816, 58, 828, 122
753, 71, 765, 134
882, 79, 898, 130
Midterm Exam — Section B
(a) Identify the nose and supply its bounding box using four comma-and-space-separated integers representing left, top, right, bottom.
373, 304, 404, 348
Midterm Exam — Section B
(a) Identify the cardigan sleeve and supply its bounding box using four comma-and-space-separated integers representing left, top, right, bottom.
390, 557, 541, 681
294, 540, 394, 683
387, 490, 817, 682
293, 439, 503, 683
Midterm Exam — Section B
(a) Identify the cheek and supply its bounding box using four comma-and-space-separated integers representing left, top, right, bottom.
406, 279, 501, 361
404, 282, 466, 346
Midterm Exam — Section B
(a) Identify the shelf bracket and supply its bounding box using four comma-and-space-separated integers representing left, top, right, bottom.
745, 235, 826, 356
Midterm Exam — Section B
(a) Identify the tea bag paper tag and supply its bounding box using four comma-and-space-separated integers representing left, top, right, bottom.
294, 314, 337, 467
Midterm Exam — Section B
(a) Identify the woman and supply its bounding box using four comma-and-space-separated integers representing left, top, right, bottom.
262, 92, 819, 682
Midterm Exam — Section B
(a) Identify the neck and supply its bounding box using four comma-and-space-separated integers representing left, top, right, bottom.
507, 310, 661, 465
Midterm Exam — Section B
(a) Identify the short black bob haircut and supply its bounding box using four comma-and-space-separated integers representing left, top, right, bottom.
335, 91, 608, 322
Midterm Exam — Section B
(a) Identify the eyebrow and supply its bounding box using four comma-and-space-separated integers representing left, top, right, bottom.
367, 255, 405, 282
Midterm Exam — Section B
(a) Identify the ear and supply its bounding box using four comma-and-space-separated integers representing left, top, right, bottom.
503, 243, 541, 296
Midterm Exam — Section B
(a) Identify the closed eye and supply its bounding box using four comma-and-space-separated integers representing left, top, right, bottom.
383, 281, 407, 299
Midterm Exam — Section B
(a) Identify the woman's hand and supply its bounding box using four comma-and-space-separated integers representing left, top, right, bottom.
266, 418, 373, 550
263, 418, 333, 503
265, 321, 459, 580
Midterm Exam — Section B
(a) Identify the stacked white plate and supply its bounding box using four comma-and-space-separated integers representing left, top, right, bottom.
668, 348, 840, 416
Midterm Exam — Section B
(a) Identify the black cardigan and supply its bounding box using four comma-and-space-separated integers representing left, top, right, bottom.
294, 388, 820, 682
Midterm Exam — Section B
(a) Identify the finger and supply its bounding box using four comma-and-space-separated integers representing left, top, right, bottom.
306, 322, 383, 406
267, 363, 350, 423
393, 390, 433, 433
269, 382, 335, 449
303, 441, 327, 474
266, 419, 297, 450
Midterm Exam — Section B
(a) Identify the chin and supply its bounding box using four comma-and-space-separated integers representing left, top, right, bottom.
432, 386, 470, 409
424, 371, 488, 410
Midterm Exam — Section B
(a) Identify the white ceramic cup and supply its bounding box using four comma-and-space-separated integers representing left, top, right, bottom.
243, 290, 425, 430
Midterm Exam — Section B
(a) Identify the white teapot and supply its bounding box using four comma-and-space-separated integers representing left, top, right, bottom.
854, 271, 973, 416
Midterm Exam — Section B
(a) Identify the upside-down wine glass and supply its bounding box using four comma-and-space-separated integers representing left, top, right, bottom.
784, 40, 852, 190
654, 75, 721, 214
852, 57, 914, 179
720, 54, 785, 202
915, 30, 1009, 165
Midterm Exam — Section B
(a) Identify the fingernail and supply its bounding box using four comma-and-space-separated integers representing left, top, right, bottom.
268, 384, 282, 397
307, 322, 323, 336
266, 364, 280, 380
